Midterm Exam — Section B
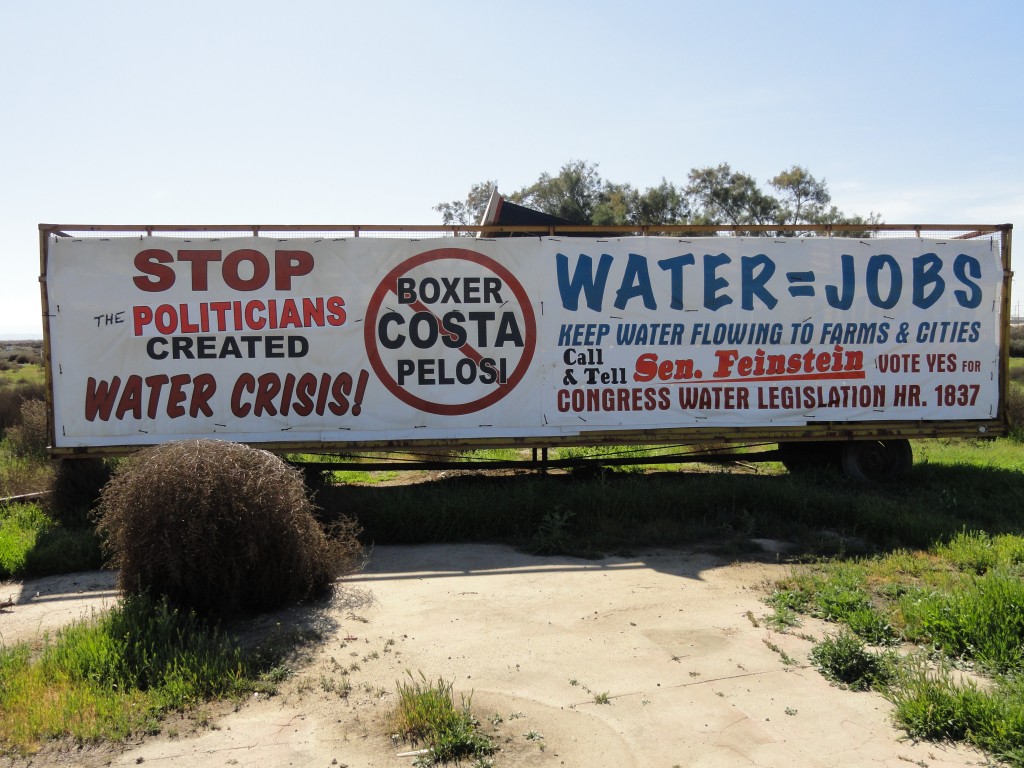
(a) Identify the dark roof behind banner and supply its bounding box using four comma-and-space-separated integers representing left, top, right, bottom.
477, 190, 581, 236
479, 189, 573, 231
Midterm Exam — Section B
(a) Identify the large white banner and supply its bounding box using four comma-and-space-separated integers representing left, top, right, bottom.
45, 235, 1003, 447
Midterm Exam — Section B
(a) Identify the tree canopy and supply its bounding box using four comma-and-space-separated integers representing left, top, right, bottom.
435, 160, 880, 233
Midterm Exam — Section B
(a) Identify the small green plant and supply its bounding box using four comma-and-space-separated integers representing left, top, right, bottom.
593, 691, 611, 705
844, 607, 898, 646
319, 674, 352, 699
762, 638, 798, 666
765, 588, 809, 630
390, 672, 494, 765
809, 630, 896, 691
529, 507, 574, 555
933, 530, 1024, 575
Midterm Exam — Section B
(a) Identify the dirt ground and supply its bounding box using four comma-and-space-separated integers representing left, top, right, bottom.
0, 543, 992, 768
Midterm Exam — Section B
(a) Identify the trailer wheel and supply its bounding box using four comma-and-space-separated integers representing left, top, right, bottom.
840, 439, 912, 482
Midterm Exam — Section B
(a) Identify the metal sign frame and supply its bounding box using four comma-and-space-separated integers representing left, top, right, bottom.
38, 223, 1013, 458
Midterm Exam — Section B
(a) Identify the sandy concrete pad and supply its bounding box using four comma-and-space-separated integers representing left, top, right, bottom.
2, 545, 989, 767
1, 570, 118, 648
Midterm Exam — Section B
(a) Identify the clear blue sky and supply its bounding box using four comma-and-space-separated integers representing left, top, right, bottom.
2, 0, 1021, 337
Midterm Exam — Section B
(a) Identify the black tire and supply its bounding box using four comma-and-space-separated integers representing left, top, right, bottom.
840, 439, 913, 482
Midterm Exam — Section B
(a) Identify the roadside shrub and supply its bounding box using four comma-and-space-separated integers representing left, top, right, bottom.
0, 383, 46, 434
1006, 383, 1024, 439
1009, 325, 1024, 358
0, 452, 54, 498
4, 399, 49, 458
96, 440, 364, 617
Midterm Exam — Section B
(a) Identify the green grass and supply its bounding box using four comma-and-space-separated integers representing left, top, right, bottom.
888, 659, 1024, 766
0, 450, 53, 499
0, 595, 275, 754
0, 503, 53, 577
0, 363, 44, 387
771, 532, 1024, 765
0, 502, 101, 580
389, 672, 494, 765
899, 566, 1024, 672
320, 436, 1024, 556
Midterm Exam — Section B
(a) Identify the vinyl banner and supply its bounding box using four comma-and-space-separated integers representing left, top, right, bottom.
46, 235, 1003, 447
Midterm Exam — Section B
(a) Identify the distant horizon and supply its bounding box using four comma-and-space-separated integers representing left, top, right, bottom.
0, 333, 42, 341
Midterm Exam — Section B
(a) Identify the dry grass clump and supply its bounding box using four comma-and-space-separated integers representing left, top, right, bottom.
96, 440, 364, 617
5, 399, 49, 458
0, 382, 46, 433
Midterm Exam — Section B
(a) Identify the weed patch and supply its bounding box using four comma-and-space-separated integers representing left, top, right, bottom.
888, 660, 1024, 766
809, 631, 897, 691
0, 502, 101, 579
899, 568, 1024, 672
0, 595, 266, 754
776, 531, 1024, 765
0, 503, 53, 578
389, 672, 494, 766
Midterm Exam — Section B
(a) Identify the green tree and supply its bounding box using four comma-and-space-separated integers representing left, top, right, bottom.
769, 165, 833, 224
768, 165, 881, 232
508, 159, 603, 224
593, 179, 688, 226
434, 180, 497, 225
684, 163, 780, 227
437, 161, 878, 231
630, 179, 689, 225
